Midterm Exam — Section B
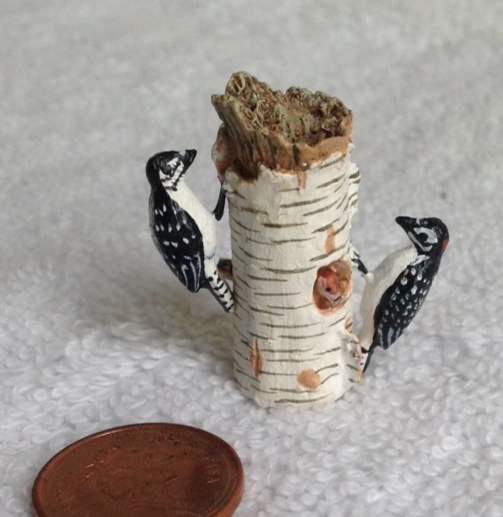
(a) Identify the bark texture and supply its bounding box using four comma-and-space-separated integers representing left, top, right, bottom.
212, 72, 361, 407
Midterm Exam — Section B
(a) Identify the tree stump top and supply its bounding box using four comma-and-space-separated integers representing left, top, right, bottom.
211, 72, 353, 181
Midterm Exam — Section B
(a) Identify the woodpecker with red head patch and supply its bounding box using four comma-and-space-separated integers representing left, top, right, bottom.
146, 150, 234, 312
358, 216, 449, 373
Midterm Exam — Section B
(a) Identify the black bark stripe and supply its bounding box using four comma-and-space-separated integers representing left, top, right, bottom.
231, 250, 248, 266
316, 363, 339, 373
318, 155, 343, 169
247, 274, 288, 283
278, 186, 301, 193
262, 221, 307, 229
239, 206, 268, 214
249, 332, 271, 340
315, 346, 342, 356
259, 322, 318, 329
314, 216, 349, 234
348, 169, 361, 180
303, 199, 339, 217
230, 190, 246, 199
316, 174, 345, 189
271, 237, 316, 244
239, 338, 252, 349
347, 191, 358, 205
263, 266, 316, 274
266, 357, 314, 363
234, 298, 250, 316
278, 332, 327, 340
335, 217, 350, 234
320, 372, 340, 385
233, 323, 250, 342
248, 305, 284, 317
230, 215, 259, 233
270, 387, 309, 393
268, 301, 314, 310
313, 221, 338, 233
260, 370, 294, 377
273, 393, 333, 404
305, 190, 349, 217
247, 236, 276, 246
234, 348, 250, 362
253, 291, 302, 297
309, 242, 345, 261
280, 195, 329, 209
259, 347, 314, 353
329, 312, 350, 328
234, 364, 257, 383
235, 377, 275, 395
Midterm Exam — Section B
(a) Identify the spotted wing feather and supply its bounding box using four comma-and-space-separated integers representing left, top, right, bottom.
150, 188, 205, 293
371, 259, 439, 351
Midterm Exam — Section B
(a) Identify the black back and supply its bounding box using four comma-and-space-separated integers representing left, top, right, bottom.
150, 187, 206, 293
371, 255, 441, 351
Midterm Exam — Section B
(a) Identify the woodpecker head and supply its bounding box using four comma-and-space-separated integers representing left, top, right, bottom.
396, 216, 449, 257
146, 149, 197, 191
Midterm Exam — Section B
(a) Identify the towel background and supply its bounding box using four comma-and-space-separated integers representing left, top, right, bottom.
2, 1, 503, 515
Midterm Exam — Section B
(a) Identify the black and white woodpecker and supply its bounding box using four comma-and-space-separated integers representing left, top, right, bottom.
357, 216, 449, 372
146, 149, 234, 312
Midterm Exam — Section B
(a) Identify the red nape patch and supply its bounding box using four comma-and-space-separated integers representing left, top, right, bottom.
442, 239, 449, 253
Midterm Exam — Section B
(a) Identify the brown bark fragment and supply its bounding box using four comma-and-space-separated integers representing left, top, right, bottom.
211, 72, 353, 180
249, 337, 263, 379
297, 169, 307, 189
297, 369, 321, 390
324, 227, 336, 254
212, 125, 236, 178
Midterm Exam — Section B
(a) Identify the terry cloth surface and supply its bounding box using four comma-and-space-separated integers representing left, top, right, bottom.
1, 1, 502, 515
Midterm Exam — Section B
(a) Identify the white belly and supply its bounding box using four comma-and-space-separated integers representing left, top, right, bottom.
170, 184, 217, 258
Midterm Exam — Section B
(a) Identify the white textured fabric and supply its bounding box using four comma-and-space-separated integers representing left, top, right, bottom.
1, 1, 502, 515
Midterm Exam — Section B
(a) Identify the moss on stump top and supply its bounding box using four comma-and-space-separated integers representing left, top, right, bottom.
211, 72, 353, 180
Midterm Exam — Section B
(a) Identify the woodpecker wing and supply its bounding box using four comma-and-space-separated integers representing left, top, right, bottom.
150, 189, 205, 293
371, 258, 439, 350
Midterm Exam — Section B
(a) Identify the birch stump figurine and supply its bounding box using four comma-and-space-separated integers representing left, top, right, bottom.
211, 72, 362, 407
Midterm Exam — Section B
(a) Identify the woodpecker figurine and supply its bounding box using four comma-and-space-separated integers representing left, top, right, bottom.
358, 216, 449, 373
146, 149, 234, 312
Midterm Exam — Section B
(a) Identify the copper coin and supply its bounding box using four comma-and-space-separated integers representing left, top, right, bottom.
32, 423, 244, 517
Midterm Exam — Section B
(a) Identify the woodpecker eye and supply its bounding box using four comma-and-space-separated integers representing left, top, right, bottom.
415, 227, 438, 244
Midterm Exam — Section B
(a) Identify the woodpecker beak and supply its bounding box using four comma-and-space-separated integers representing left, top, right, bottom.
182, 149, 197, 169
395, 216, 417, 233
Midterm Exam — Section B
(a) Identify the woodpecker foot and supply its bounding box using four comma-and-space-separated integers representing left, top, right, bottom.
217, 258, 233, 281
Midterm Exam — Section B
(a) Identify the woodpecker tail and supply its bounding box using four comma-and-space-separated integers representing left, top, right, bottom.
204, 261, 234, 312
360, 346, 375, 373
212, 184, 227, 221
217, 258, 233, 282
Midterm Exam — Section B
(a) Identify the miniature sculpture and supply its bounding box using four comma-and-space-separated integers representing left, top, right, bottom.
357, 217, 449, 372
146, 150, 234, 312
145, 72, 449, 407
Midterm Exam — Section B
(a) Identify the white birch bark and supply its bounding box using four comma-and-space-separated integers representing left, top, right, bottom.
222, 150, 361, 406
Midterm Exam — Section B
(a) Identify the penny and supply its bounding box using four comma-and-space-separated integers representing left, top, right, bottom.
32, 423, 244, 517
